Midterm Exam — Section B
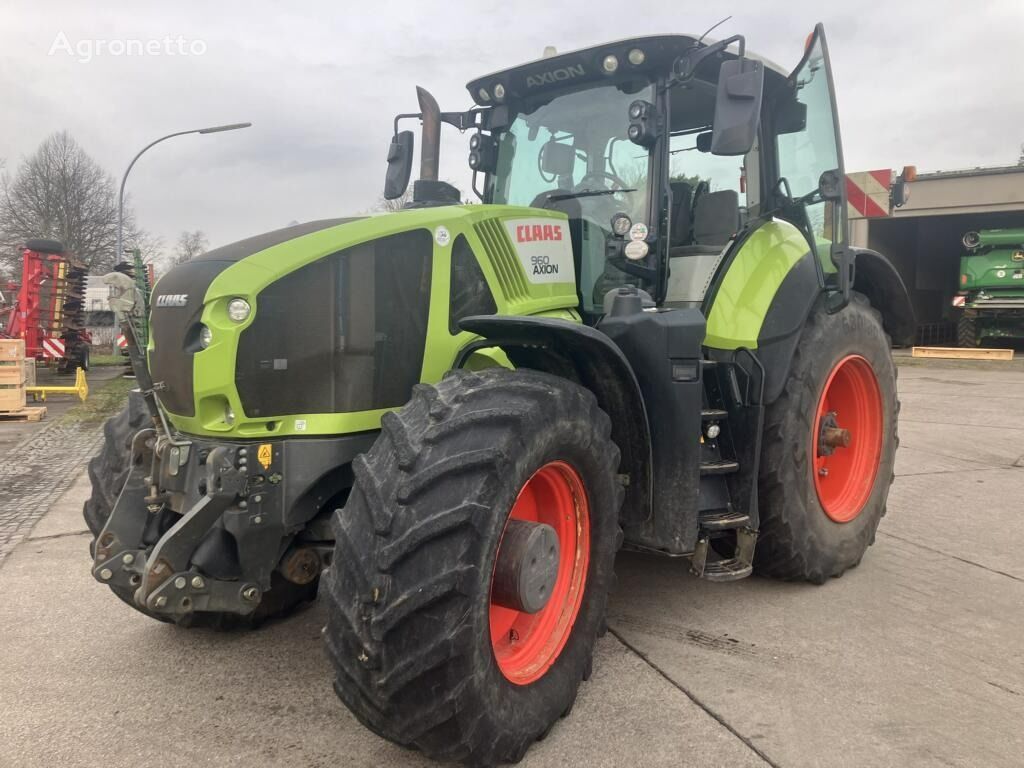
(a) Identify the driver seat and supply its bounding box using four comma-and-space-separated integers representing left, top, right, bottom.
665, 190, 742, 305
671, 190, 740, 257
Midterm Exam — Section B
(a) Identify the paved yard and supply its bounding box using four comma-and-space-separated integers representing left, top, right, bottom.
0, 358, 1021, 768
0, 365, 124, 562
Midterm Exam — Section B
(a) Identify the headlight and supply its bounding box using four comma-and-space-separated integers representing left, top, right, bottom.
602, 54, 619, 73
199, 325, 213, 348
227, 298, 251, 322
611, 213, 632, 236
628, 48, 645, 66
493, 83, 505, 100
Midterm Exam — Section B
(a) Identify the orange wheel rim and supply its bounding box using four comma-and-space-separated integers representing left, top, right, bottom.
489, 461, 590, 685
812, 354, 883, 523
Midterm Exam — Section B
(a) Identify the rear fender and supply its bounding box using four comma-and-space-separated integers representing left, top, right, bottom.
704, 220, 915, 402
850, 248, 916, 346
457, 315, 652, 525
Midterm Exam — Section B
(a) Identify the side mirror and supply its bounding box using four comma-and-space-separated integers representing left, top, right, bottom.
710, 58, 764, 156
384, 130, 414, 200
891, 178, 911, 208
540, 141, 575, 176
775, 98, 807, 135
818, 168, 843, 201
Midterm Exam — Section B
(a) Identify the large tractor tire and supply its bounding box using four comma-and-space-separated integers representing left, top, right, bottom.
324, 368, 622, 765
756, 293, 898, 583
84, 392, 316, 629
957, 312, 980, 348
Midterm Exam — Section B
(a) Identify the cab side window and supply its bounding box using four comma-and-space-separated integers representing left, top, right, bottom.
776, 35, 843, 247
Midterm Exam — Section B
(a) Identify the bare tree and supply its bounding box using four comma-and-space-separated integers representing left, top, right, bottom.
173, 229, 208, 264
0, 131, 153, 275
371, 180, 475, 212
374, 186, 415, 212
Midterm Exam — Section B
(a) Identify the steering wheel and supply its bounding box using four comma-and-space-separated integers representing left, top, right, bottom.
576, 170, 629, 193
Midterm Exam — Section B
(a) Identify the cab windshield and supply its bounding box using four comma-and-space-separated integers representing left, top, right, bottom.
490, 80, 655, 311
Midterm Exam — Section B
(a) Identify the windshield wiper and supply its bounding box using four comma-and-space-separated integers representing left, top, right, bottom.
547, 188, 637, 201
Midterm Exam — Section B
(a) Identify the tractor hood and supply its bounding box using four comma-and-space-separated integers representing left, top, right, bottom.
147, 204, 578, 440
149, 218, 362, 417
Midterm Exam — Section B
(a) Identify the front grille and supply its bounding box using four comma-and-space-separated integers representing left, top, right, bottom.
474, 219, 529, 302
235, 229, 434, 417
149, 260, 233, 416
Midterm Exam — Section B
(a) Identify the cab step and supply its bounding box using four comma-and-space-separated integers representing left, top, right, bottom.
689, 529, 756, 582
700, 459, 739, 476
700, 559, 753, 582
701, 408, 729, 420
699, 508, 750, 531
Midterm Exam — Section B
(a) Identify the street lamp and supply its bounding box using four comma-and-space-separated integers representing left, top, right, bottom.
116, 122, 251, 266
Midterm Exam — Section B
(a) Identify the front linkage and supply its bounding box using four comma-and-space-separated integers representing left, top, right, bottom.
93, 432, 277, 619
90, 423, 371, 622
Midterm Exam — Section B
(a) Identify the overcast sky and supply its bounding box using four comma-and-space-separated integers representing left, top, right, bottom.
2, 0, 1022, 254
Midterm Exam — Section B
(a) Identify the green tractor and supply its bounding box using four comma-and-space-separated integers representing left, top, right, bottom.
955, 228, 1024, 347
86, 24, 914, 765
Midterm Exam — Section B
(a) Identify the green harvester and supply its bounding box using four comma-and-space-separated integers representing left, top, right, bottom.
956, 228, 1024, 346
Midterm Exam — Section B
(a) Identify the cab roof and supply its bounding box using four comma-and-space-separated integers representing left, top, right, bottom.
466, 34, 789, 106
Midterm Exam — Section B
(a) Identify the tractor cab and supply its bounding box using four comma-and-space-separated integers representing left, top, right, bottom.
387, 28, 855, 320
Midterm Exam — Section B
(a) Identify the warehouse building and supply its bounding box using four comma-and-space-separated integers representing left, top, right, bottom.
849, 164, 1024, 343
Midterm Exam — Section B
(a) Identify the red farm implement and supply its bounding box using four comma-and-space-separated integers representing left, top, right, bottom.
1, 239, 91, 372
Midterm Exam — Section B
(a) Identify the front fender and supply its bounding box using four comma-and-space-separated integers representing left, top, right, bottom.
458, 315, 652, 525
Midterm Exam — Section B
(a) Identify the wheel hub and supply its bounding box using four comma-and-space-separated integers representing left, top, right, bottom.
489, 461, 590, 685
491, 519, 560, 614
817, 411, 851, 456
812, 355, 884, 523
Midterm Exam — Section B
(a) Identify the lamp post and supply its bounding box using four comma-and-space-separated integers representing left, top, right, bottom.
116, 122, 251, 265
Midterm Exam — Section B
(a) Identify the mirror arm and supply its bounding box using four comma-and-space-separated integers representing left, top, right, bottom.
673, 34, 745, 84
440, 109, 483, 131
393, 112, 421, 136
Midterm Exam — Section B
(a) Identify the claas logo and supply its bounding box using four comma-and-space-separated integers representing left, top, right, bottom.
515, 224, 563, 243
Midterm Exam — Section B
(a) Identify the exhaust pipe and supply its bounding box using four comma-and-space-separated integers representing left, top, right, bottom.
416, 86, 440, 182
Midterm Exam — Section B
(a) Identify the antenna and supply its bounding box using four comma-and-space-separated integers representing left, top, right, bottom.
697, 15, 732, 46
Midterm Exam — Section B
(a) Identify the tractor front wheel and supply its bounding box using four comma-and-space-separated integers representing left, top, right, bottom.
324, 369, 622, 764
756, 292, 898, 583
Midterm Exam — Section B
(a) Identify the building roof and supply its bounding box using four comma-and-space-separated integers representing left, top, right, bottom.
916, 164, 1024, 181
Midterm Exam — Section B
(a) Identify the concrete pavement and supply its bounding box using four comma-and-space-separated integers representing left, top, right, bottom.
1, 361, 1021, 767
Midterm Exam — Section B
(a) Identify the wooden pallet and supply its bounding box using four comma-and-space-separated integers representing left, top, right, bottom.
911, 346, 1015, 361
0, 406, 47, 422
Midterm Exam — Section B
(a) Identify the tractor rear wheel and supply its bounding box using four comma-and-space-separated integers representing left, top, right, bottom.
83, 392, 316, 629
957, 312, 980, 347
324, 368, 622, 765
756, 293, 898, 583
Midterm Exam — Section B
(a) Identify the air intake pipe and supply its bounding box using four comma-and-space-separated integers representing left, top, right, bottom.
416, 86, 441, 182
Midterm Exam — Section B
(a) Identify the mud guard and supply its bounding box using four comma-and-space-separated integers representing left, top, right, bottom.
850, 247, 916, 347
748, 247, 915, 404
457, 315, 652, 525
